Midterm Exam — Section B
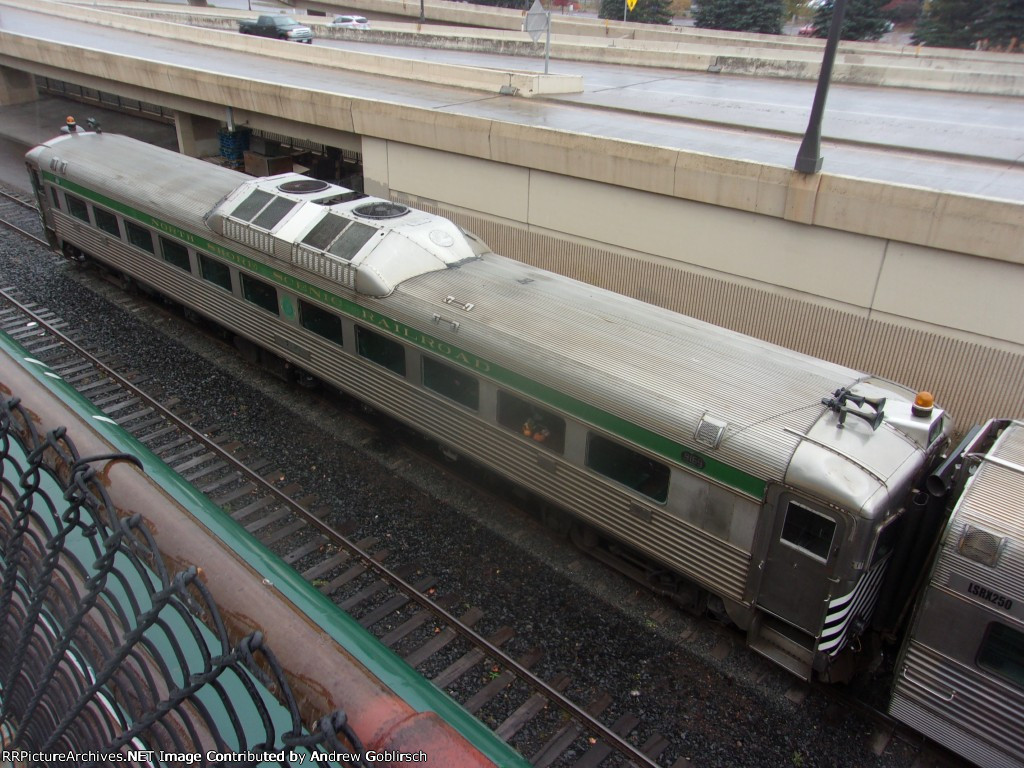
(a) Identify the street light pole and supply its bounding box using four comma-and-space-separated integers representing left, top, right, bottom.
794, 0, 848, 174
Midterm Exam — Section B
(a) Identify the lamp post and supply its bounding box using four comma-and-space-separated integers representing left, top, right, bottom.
794, 0, 848, 174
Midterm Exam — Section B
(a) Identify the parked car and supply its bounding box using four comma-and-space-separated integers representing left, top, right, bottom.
798, 23, 817, 36
239, 15, 313, 43
332, 15, 370, 30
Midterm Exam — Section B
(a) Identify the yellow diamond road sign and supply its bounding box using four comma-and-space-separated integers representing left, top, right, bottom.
626, 0, 638, 10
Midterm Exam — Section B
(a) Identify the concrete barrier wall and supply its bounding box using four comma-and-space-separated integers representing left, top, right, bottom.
24, 0, 582, 96
291, 0, 1024, 68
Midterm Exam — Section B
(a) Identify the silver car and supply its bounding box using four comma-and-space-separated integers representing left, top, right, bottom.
331, 15, 370, 30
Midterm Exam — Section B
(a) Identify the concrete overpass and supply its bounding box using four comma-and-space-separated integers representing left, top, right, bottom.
1, 0, 1022, 429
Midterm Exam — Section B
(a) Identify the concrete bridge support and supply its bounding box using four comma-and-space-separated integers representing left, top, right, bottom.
175, 111, 222, 158
0, 65, 37, 106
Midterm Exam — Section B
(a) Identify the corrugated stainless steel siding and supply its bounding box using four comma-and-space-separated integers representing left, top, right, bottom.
932, 422, 1024, 599
891, 642, 1024, 768
332, 357, 753, 602
401, 198, 1024, 432
889, 422, 1024, 768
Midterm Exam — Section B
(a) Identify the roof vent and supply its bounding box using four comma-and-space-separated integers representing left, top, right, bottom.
957, 525, 1005, 567
353, 202, 409, 220
694, 414, 727, 449
278, 179, 331, 194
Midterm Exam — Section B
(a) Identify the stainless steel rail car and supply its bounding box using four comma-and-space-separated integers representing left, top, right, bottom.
26, 132, 953, 683
891, 419, 1024, 768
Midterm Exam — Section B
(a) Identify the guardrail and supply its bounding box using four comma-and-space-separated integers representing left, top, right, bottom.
0, 389, 361, 764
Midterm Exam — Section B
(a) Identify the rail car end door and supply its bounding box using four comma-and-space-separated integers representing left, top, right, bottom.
757, 490, 845, 636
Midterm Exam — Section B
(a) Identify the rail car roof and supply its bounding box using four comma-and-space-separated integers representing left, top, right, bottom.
393, 253, 938, 509
30, 132, 242, 223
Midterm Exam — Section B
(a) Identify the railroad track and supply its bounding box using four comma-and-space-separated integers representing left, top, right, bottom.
0, 187, 47, 245
0, 199, 675, 767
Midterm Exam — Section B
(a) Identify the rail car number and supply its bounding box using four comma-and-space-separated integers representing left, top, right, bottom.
680, 451, 706, 470
967, 581, 1014, 610
948, 574, 1022, 619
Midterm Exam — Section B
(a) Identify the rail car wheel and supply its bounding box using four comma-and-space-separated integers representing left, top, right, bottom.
233, 336, 261, 366
541, 505, 572, 537
570, 521, 599, 550
294, 370, 319, 389
61, 242, 83, 262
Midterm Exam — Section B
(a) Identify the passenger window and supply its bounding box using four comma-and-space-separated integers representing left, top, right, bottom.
66, 194, 90, 223
423, 357, 478, 410
497, 391, 565, 453
160, 237, 191, 272
356, 326, 405, 376
199, 254, 232, 291
299, 300, 343, 345
978, 623, 1024, 690
94, 208, 120, 237
586, 433, 669, 503
870, 513, 905, 567
780, 502, 836, 562
50, 187, 61, 211
241, 274, 279, 315
124, 221, 154, 253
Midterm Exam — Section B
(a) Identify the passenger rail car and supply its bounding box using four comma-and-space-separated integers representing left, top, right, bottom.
26, 132, 954, 684
891, 418, 1024, 768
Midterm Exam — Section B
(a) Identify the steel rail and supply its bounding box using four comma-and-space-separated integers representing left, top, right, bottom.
0, 189, 47, 247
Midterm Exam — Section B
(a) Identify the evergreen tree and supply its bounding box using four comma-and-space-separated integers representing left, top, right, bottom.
599, 0, 673, 24
880, 0, 922, 24
911, 0, 977, 47
810, 0, 890, 40
974, 0, 1024, 49
693, 0, 784, 34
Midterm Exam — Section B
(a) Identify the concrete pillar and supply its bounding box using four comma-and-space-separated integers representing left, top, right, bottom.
0, 66, 38, 106
361, 136, 390, 198
174, 111, 222, 157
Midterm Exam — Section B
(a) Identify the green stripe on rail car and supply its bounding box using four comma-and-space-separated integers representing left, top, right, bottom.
0, 328, 532, 768
43, 172, 767, 499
